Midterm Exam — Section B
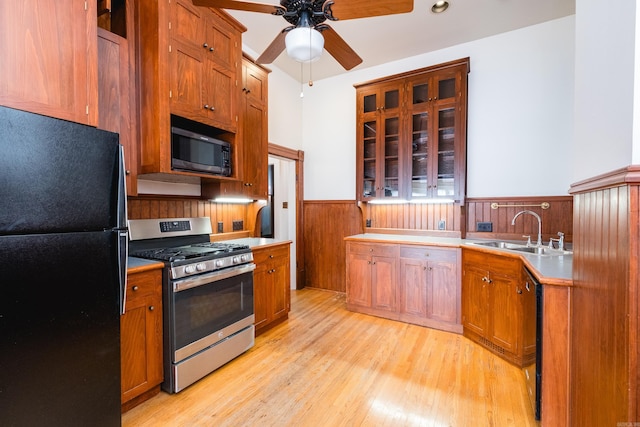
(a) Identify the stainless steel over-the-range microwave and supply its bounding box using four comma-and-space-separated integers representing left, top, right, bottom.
171, 126, 231, 176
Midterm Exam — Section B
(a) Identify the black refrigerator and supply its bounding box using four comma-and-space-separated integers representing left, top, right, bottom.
0, 106, 127, 426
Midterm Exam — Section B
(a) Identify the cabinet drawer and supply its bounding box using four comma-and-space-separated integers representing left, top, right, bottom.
399, 245, 458, 262
253, 244, 289, 265
462, 248, 521, 276
347, 242, 398, 257
126, 269, 162, 302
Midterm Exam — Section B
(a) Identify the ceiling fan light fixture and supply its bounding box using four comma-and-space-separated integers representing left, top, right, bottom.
431, 1, 449, 13
285, 27, 324, 63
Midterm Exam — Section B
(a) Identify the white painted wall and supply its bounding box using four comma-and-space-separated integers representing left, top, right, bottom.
573, 0, 636, 181
264, 16, 576, 200
269, 155, 297, 290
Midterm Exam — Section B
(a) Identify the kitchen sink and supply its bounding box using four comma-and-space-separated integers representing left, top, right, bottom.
470, 241, 572, 256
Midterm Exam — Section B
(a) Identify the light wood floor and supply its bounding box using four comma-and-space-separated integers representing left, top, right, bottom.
123, 288, 538, 427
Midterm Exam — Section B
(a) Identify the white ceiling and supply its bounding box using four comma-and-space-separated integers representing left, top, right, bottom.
224, 0, 575, 82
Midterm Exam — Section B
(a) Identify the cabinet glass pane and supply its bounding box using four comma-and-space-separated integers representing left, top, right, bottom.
363, 121, 377, 159
384, 89, 399, 109
411, 112, 429, 197
384, 117, 399, 197
438, 78, 455, 101
412, 83, 429, 104
437, 107, 455, 196
362, 119, 377, 198
364, 94, 377, 113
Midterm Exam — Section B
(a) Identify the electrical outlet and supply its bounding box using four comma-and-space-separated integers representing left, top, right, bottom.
232, 220, 243, 231
217, 222, 224, 233
477, 222, 493, 232
438, 220, 446, 230
366, 219, 371, 227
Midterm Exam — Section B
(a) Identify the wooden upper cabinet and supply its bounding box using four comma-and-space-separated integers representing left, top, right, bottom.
216, 57, 269, 200
135, 0, 244, 177
169, 0, 238, 131
0, 0, 98, 125
356, 82, 405, 200
355, 58, 469, 203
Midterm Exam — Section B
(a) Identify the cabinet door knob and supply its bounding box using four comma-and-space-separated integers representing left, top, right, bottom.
209, 47, 214, 52
209, 106, 215, 111
516, 288, 523, 294
132, 286, 139, 291
203, 43, 208, 48
269, 255, 274, 259
149, 306, 155, 311
204, 104, 210, 109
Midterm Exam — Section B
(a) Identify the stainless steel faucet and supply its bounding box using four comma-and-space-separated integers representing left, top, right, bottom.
511, 210, 542, 247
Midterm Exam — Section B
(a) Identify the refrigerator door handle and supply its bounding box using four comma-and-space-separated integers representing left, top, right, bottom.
117, 145, 128, 229
118, 230, 129, 315
117, 146, 129, 315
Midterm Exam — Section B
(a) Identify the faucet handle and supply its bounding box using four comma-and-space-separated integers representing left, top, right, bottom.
523, 235, 532, 247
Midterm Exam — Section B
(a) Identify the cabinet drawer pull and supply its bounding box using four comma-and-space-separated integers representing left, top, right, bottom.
269, 254, 274, 259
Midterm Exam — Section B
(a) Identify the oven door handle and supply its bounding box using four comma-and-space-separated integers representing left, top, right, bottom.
172, 263, 256, 293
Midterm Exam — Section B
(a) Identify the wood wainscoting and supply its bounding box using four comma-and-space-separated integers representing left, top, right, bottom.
466, 196, 573, 243
303, 200, 363, 292
127, 196, 257, 235
567, 166, 640, 426
362, 202, 464, 232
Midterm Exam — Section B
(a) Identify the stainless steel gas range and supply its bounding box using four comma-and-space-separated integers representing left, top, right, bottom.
128, 217, 255, 393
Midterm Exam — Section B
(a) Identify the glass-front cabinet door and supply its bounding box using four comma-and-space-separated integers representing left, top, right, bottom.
356, 83, 404, 200
407, 66, 464, 201
355, 58, 468, 203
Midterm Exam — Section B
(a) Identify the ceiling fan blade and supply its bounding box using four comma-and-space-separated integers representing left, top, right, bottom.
330, 0, 413, 20
256, 30, 287, 64
191, 0, 279, 14
321, 26, 362, 71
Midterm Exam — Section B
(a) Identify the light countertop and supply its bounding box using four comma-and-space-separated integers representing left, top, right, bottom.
222, 237, 292, 250
345, 233, 572, 286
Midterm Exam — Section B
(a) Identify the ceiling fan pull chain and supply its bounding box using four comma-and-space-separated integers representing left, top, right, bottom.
308, 27, 314, 87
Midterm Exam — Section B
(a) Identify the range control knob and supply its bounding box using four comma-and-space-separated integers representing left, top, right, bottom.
241, 254, 250, 262
232, 256, 240, 264
215, 259, 225, 267
185, 265, 197, 274
196, 263, 207, 271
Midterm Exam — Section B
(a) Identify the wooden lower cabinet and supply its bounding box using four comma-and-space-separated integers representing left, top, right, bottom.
121, 267, 163, 411
399, 246, 462, 333
346, 240, 461, 333
253, 243, 291, 335
346, 242, 398, 313
461, 248, 535, 367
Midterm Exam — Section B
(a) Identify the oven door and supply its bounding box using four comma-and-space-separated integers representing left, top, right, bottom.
168, 263, 255, 363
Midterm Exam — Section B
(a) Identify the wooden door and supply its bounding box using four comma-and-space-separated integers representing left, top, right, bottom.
488, 273, 519, 353
399, 257, 428, 317
0, 0, 97, 125
270, 254, 290, 320
346, 252, 372, 308
121, 270, 163, 404
253, 262, 269, 330
462, 264, 490, 337
371, 255, 397, 312
427, 254, 459, 324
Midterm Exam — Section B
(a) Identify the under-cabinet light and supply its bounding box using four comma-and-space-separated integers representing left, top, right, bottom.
211, 197, 254, 204
368, 199, 409, 205
410, 198, 455, 204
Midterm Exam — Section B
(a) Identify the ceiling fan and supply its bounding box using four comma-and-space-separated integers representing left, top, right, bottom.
191, 0, 414, 70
